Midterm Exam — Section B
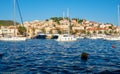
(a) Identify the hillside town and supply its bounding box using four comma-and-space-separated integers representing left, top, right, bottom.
0, 17, 120, 39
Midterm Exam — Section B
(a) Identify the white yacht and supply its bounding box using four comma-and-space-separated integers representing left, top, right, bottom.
56, 34, 77, 42
0, 0, 26, 41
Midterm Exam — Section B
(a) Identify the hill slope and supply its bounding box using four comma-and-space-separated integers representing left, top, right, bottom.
0, 20, 19, 26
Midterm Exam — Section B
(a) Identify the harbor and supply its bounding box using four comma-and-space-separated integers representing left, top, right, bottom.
0, 0, 120, 73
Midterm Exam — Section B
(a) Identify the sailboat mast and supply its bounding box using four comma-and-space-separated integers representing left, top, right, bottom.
118, 4, 120, 26
63, 11, 65, 20
67, 8, 70, 35
67, 8, 69, 18
14, 0, 16, 37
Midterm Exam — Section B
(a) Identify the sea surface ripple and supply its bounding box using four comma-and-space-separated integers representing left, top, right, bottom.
0, 39, 120, 74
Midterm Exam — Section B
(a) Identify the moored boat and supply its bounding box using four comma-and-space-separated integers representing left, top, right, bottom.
0, 37, 26, 41
56, 34, 77, 42
32, 32, 46, 39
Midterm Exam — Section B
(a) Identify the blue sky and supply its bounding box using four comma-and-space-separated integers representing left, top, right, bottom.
0, 0, 119, 25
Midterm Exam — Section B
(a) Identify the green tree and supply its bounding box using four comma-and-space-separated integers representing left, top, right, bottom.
98, 31, 102, 34
104, 31, 108, 35
41, 28, 46, 33
87, 31, 91, 35
50, 17, 63, 25
109, 30, 113, 35
58, 30, 62, 34
93, 30, 96, 34
45, 19, 49, 21
18, 26, 26, 36
71, 18, 83, 24
78, 19, 83, 24
49, 30, 53, 34
81, 30, 86, 34
30, 27, 35, 36
114, 31, 118, 35
56, 28, 62, 34
109, 26, 113, 29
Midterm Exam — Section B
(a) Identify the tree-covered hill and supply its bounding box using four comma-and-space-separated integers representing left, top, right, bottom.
0, 20, 19, 26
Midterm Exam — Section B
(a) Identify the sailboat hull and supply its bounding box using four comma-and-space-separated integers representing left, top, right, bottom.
56, 34, 77, 42
0, 37, 26, 41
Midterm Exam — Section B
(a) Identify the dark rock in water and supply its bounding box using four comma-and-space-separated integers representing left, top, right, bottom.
81, 52, 88, 60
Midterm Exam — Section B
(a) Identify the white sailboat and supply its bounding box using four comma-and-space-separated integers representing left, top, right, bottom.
0, 36, 26, 41
56, 9, 77, 42
0, 0, 26, 41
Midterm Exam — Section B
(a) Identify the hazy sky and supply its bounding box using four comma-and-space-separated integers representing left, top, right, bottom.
0, 0, 120, 25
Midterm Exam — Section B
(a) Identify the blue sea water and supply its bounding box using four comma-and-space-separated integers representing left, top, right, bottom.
0, 39, 120, 74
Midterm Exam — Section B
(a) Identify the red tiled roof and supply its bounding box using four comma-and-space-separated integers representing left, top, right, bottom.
87, 27, 107, 31
8, 26, 15, 29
